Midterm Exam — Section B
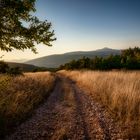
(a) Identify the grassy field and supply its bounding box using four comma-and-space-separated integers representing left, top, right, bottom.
0, 70, 139, 138
60, 70, 140, 137
0, 72, 56, 137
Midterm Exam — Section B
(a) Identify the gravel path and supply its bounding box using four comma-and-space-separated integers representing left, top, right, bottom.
6, 74, 124, 140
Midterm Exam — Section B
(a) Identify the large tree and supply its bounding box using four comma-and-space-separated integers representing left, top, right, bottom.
0, 0, 56, 53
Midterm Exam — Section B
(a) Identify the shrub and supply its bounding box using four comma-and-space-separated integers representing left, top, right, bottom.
0, 61, 9, 73
7, 67, 23, 75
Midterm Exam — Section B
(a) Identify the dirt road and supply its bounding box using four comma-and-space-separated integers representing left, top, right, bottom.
6, 74, 124, 140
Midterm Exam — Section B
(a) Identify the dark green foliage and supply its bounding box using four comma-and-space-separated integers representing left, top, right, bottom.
0, 61, 9, 73
33, 67, 58, 72
33, 67, 47, 72
121, 47, 140, 69
0, 61, 23, 75
60, 47, 140, 70
7, 67, 22, 75
0, 0, 56, 53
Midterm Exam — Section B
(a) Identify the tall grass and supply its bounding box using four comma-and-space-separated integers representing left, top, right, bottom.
61, 70, 140, 138
0, 72, 56, 137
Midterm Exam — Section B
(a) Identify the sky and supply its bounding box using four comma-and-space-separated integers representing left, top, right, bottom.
1, 0, 140, 62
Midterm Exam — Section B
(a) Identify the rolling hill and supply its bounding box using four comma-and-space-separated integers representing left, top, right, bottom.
7, 62, 38, 72
25, 48, 121, 68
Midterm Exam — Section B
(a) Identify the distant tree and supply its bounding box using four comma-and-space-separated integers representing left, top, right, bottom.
121, 47, 140, 58
0, 0, 56, 53
91, 56, 103, 70
0, 61, 23, 74
0, 61, 9, 73
102, 55, 122, 70
79, 57, 90, 69
8, 67, 23, 75
121, 47, 140, 69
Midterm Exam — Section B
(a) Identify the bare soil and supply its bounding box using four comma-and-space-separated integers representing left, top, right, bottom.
6, 74, 126, 140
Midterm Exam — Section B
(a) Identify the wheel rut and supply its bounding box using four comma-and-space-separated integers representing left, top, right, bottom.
5, 74, 123, 140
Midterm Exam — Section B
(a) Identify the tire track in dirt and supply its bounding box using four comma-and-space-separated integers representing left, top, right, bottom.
5, 75, 88, 140
71, 80, 111, 139
63, 75, 124, 140
5, 74, 124, 140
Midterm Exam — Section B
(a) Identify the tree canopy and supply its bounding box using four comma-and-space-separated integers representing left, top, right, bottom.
0, 0, 56, 53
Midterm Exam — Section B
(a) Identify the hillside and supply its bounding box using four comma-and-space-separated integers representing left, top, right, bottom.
26, 48, 121, 68
7, 62, 38, 72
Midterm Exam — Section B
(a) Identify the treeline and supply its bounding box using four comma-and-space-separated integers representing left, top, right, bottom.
0, 61, 22, 75
59, 47, 140, 70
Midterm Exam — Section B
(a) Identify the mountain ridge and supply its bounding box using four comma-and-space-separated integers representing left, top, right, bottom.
25, 48, 121, 68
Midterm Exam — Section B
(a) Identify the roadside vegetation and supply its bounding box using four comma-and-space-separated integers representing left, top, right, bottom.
61, 70, 140, 138
0, 72, 56, 137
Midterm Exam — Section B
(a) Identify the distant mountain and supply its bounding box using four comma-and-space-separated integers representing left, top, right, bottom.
10, 59, 28, 63
7, 62, 38, 72
25, 48, 121, 68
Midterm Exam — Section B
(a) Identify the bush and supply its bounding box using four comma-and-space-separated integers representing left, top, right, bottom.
0, 61, 23, 75
0, 61, 9, 73
8, 67, 23, 75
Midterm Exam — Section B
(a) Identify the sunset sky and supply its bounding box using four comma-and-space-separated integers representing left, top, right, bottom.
1, 0, 140, 62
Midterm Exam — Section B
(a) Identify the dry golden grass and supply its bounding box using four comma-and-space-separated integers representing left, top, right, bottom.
60, 70, 140, 137
0, 72, 56, 137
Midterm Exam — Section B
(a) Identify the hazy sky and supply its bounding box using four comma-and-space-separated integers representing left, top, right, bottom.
1, 0, 140, 61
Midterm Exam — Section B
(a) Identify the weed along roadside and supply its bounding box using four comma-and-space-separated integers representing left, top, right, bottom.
59, 70, 140, 139
0, 72, 56, 138
6, 72, 139, 140
0, 71, 140, 139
